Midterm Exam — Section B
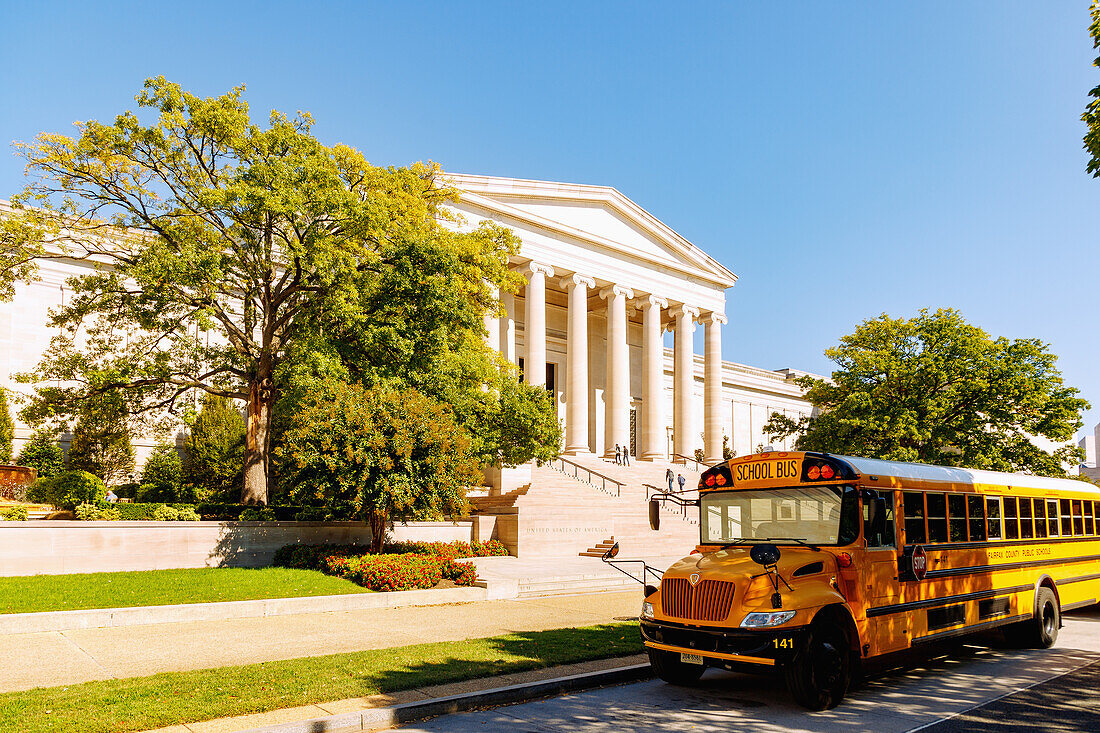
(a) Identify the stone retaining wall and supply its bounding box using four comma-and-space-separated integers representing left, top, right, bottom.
0, 519, 478, 576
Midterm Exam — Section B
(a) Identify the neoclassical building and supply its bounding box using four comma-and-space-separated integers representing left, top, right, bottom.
443, 174, 816, 475
0, 175, 818, 477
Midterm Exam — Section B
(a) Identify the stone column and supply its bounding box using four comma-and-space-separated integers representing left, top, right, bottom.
561, 273, 595, 454
499, 290, 517, 364
670, 304, 699, 460
703, 312, 727, 464
483, 284, 500, 352
521, 263, 554, 387
600, 284, 634, 458
640, 294, 668, 461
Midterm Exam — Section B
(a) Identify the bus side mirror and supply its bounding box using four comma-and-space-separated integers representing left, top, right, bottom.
602, 542, 620, 561
649, 499, 661, 531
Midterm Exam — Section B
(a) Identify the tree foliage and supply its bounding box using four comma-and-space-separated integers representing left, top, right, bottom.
67, 392, 135, 485
15, 428, 65, 479
276, 379, 480, 553
9, 77, 520, 504
184, 394, 244, 503
764, 309, 1088, 476
0, 389, 13, 464
1083, 2, 1100, 176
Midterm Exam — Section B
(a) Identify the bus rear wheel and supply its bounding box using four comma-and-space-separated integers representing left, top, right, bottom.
785, 621, 851, 710
648, 647, 706, 686
1008, 587, 1059, 649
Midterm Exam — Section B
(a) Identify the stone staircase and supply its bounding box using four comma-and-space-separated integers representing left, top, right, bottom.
470, 453, 704, 559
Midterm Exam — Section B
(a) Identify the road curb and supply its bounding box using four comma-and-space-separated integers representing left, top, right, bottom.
240, 663, 655, 733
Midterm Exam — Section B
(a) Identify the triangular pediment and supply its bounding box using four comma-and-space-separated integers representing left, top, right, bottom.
443, 173, 737, 288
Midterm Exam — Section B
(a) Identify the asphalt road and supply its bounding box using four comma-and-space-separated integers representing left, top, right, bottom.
396, 607, 1100, 732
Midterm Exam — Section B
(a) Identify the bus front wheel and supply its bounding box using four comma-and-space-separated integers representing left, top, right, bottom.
648, 647, 706, 686
1008, 587, 1059, 649
785, 621, 851, 710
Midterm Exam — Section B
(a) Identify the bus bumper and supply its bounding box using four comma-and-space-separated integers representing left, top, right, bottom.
640, 617, 808, 666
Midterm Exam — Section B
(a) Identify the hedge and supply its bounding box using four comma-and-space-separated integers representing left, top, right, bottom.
272, 540, 509, 570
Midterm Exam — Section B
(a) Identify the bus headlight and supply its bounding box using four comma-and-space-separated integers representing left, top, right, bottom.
740, 611, 796, 628
641, 601, 654, 619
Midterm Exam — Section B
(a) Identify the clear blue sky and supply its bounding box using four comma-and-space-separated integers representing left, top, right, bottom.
2, 2, 1098, 442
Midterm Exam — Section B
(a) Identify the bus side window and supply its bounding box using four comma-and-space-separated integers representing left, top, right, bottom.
986, 497, 1003, 540
903, 492, 926, 545
927, 493, 948, 543
1087, 502, 1096, 536
1033, 498, 1047, 539
1003, 497, 1019, 540
967, 494, 986, 541
1019, 496, 1034, 539
863, 490, 896, 547
1061, 499, 1073, 536
947, 494, 966, 542
1048, 499, 1060, 537
1073, 500, 1084, 536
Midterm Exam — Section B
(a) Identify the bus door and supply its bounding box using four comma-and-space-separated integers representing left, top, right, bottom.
862, 489, 907, 654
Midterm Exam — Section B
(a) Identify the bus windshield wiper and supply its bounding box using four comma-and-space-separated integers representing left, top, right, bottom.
717, 538, 761, 548
761, 537, 821, 551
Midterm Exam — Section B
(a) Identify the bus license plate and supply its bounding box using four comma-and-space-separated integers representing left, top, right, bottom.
680, 653, 704, 665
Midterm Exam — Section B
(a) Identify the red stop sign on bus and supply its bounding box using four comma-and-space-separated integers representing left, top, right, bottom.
911, 545, 928, 581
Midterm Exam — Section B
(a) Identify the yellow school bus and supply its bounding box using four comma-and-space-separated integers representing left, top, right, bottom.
639, 451, 1100, 710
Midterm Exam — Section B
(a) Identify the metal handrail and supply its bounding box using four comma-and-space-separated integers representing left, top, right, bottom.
547, 455, 625, 498
672, 453, 713, 472
643, 483, 700, 524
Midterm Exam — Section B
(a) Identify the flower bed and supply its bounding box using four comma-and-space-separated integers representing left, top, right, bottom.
271, 539, 501, 591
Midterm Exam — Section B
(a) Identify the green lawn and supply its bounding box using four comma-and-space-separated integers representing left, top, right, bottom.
0, 623, 644, 733
0, 567, 372, 615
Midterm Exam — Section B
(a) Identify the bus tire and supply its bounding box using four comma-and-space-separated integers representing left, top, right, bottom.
1009, 587, 1059, 649
785, 620, 851, 710
648, 647, 706, 686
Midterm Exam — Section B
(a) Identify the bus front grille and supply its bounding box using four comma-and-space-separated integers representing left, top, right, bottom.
660, 578, 736, 622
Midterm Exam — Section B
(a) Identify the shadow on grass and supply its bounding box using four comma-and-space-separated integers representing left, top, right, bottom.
358, 623, 645, 696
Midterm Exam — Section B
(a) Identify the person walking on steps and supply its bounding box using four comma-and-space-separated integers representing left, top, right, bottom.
677, 473, 686, 492
666, 468, 675, 493
614, 444, 622, 465
623, 444, 631, 466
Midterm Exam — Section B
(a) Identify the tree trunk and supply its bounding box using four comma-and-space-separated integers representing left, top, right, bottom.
242, 374, 273, 505
368, 510, 387, 554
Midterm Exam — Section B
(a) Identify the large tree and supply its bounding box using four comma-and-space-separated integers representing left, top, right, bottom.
6, 77, 518, 503
764, 309, 1088, 476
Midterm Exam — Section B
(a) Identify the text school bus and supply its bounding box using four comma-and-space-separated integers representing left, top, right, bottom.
635, 451, 1100, 710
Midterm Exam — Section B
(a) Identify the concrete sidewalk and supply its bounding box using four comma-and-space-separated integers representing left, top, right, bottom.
0, 589, 645, 693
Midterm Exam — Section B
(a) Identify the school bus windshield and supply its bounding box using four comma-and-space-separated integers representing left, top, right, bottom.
700, 485, 858, 546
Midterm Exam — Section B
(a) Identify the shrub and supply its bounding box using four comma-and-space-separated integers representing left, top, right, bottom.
138, 445, 184, 502
111, 503, 197, 520
440, 558, 478, 585
152, 504, 180, 521
185, 394, 245, 503
239, 506, 277, 521
75, 503, 99, 520
15, 429, 64, 480
0, 506, 28, 521
29, 471, 106, 510
382, 539, 509, 558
